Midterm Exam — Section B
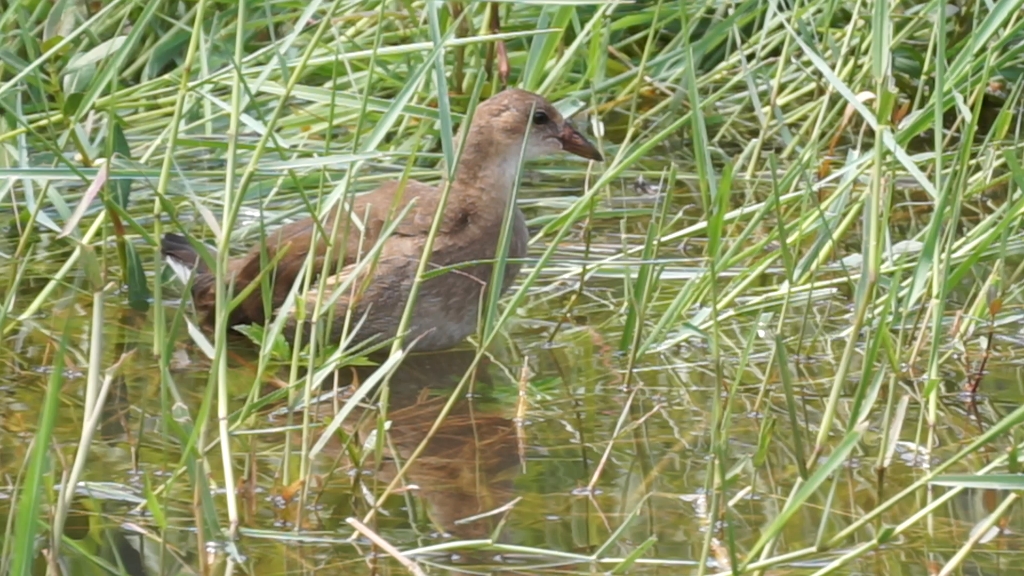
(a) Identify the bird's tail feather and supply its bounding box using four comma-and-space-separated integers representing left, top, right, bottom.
161, 233, 214, 283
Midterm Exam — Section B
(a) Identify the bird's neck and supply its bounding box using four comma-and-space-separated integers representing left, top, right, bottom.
445, 126, 524, 201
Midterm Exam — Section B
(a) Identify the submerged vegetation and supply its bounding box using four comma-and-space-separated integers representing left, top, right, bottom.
3, 0, 1024, 574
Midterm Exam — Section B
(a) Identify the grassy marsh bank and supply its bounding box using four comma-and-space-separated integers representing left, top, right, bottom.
3, 0, 1024, 574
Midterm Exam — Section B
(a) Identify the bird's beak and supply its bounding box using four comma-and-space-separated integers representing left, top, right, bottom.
558, 123, 603, 162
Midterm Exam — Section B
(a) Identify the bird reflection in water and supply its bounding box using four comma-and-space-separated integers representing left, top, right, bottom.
304, 348, 523, 541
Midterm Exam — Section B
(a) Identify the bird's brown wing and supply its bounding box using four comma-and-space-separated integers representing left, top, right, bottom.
195, 179, 463, 327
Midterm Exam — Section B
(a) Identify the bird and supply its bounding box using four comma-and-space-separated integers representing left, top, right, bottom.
161, 88, 603, 352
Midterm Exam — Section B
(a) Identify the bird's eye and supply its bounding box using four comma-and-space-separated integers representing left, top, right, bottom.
532, 110, 550, 125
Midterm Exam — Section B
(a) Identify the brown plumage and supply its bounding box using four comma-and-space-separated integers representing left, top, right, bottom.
162, 88, 602, 351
